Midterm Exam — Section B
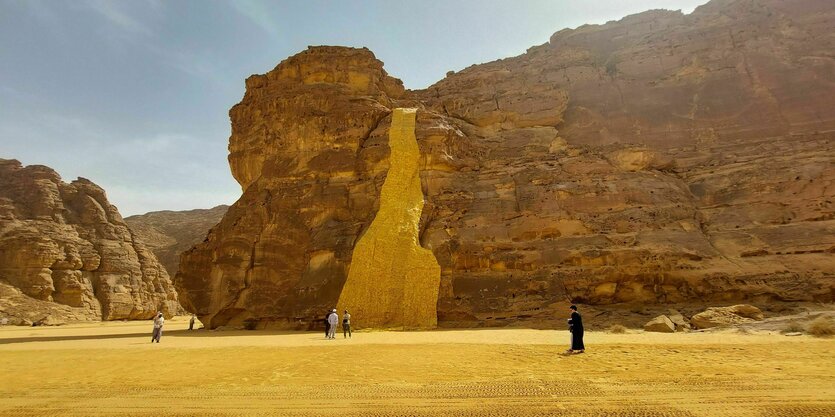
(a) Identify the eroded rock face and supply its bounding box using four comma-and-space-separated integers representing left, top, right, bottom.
337, 108, 441, 328
176, 47, 407, 329
125, 205, 228, 278
0, 159, 180, 321
0, 281, 94, 325
178, 0, 835, 329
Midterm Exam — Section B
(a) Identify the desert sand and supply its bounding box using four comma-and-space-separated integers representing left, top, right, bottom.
0, 317, 833, 417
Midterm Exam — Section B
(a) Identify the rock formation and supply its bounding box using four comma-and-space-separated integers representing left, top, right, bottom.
176, 46, 407, 328
177, 0, 835, 329
644, 315, 676, 333
667, 309, 691, 332
0, 159, 180, 322
0, 281, 94, 325
125, 205, 228, 278
337, 108, 441, 328
690, 304, 764, 329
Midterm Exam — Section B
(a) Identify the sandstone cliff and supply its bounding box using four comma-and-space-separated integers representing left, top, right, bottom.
177, 0, 835, 329
125, 205, 228, 278
0, 159, 180, 322
337, 108, 441, 328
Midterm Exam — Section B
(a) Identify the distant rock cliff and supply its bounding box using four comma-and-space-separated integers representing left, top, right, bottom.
125, 205, 228, 278
177, 0, 835, 330
0, 159, 180, 322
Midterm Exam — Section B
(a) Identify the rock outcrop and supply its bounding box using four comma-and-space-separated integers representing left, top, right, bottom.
177, 0, 835, 329
337, 108, 441, 328
0, 159, 180, 322
668, 309, 692, 332
644, 315, 676, 333
690, 304, 764, 329
0, 281, 95, 325
175, 47, 408, 328
125, 205, 228, 278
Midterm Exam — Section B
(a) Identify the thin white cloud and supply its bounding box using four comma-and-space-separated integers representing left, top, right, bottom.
18, 0, 60, 23
0, 85, 34, 102
151, 45, 231, 89
70, 1, 230, 88
0, 108, 100, 144
82, 0, 153, 36
0, 105, 239, 216
228, 0, 281, 39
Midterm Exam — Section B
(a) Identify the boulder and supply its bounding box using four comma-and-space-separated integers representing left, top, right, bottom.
668, 309, 692, 332
726, 304, 765, 321
644, 315, 676, 333
691, 305, 764, 329
34, 315, 66, 326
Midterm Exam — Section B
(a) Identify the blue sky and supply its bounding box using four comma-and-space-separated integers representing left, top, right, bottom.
0, 0, 707, 215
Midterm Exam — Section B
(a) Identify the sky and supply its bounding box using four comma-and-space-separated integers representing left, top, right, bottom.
0, 0, 708, 216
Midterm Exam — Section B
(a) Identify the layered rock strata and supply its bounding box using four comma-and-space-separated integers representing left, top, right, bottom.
0, 159, 180, 321
178, 0, 835, 329
0, 281, 95, 325
176, 47, 407, 328
125, 205, 228, 278
337, 108, 441, 328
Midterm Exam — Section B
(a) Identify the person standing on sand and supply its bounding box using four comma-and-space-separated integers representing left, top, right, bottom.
189, 314, 196, 331
342, 309, 352, 339
324, 310, 332, 338
327, 309, 338, 339
566, 305, 584, 354
151, 312, 164, 343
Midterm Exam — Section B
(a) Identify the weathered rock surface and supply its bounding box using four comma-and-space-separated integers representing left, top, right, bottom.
644, 315, 676, 333
337, 108, 441, 328
125, 205, 228, 278
0, 159, 180, 322
691, 304, 764, 329
668, 309, 692, 332
178, 0, 835, 329
176, 47, 407, 328
0, 281, 93, 325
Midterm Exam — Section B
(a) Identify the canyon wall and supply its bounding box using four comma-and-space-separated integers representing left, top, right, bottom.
0, 159, 180, 322
125, 205, 228, 278
337, 108, 441, 328
177, 0, 835, 329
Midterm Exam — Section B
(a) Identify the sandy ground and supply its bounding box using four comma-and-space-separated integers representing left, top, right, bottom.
0, 317, 833, 417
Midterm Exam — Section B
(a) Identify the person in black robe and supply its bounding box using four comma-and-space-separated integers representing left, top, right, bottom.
324, 311, 331, 338
567, 305, 585, 353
